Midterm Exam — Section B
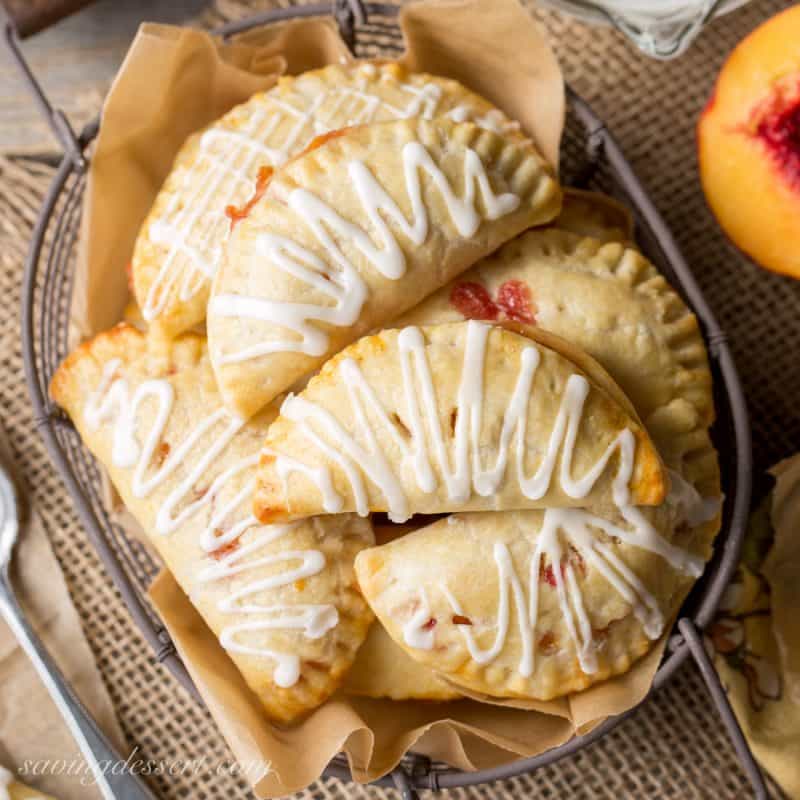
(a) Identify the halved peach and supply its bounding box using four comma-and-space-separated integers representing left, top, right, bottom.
698, 6, 800, 279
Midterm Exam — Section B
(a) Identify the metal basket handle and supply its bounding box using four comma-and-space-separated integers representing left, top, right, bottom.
0, 3, 86, 168
677, 618, 768, 799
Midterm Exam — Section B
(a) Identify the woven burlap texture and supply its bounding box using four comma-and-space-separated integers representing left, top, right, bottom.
1, 0, 798, 797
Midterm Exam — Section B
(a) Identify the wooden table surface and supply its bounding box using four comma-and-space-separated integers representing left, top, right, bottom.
0, 0, 209, 155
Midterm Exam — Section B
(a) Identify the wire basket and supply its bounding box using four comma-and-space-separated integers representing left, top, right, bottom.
5, 1, 766, 797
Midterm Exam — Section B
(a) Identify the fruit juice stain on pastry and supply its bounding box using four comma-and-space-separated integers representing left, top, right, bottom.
296, 125, 353, 158
400, 227, 717, 440
450, 279, 537, 323
132, 62, 526, 337
698, 5, 800, 279
225, 166, 274, 229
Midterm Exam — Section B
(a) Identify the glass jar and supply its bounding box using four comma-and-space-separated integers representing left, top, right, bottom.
540, 0, 752, 58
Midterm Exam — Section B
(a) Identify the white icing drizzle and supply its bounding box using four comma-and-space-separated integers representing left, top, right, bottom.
666, 467, 722, 526
197, 523, 334, 688
278, 359, 409, 518
274, 321, 642, 522
83, 361, 335, 688
402, 588, 436, 650
144, 106, 275, 320
209, 141, 520, 364
446, 105, 471, 123
446, 105, 517, 134
416, 466, 715, 677
273, 452, 344, 514
438, 543, 518, 666
268, 318, 718, 678
142, 67, 499, 321
438, 517, 654, 676
435, 493, 708, 676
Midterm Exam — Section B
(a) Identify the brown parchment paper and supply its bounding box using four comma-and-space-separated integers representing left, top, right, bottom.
399, 0, 563, 169
764, 453, 800, 705
73, 3, 669, 796
150, 572, 667, 796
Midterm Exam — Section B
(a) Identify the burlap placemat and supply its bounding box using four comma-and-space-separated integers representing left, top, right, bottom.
0, 0, 797, 797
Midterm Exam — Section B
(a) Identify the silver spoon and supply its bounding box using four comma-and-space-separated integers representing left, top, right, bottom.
0, 461, 159, 800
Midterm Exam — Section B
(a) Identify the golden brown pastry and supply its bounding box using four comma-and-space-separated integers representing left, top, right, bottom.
50, 325, 374, 723
353, 230, 722, 702
555, 189, 634, 244
354, 496, 713, 701
344, 623, 461, 701
208, 117, 561, 418
133, 61, 524, 339
255, 321, 667, 524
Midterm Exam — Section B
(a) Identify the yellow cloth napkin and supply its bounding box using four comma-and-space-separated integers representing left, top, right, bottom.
709, 453, 800, 798
0, 424, 126, 799
0, 764, 56, 799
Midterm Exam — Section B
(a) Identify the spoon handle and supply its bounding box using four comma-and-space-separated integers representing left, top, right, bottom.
0, 581, 159, 799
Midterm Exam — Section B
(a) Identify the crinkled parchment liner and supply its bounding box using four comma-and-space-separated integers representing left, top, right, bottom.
72, 2, 668, 796
764, 454, 800, 705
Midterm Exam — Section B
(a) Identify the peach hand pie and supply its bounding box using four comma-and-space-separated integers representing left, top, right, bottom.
50, 325, 374, 723
255, 320, 667, 524
354, 499, 711, 701
207, 118, 561, 418
133, 62, 524, 339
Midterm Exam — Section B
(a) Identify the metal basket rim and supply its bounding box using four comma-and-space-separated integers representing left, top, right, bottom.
18, 2, 753, 794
